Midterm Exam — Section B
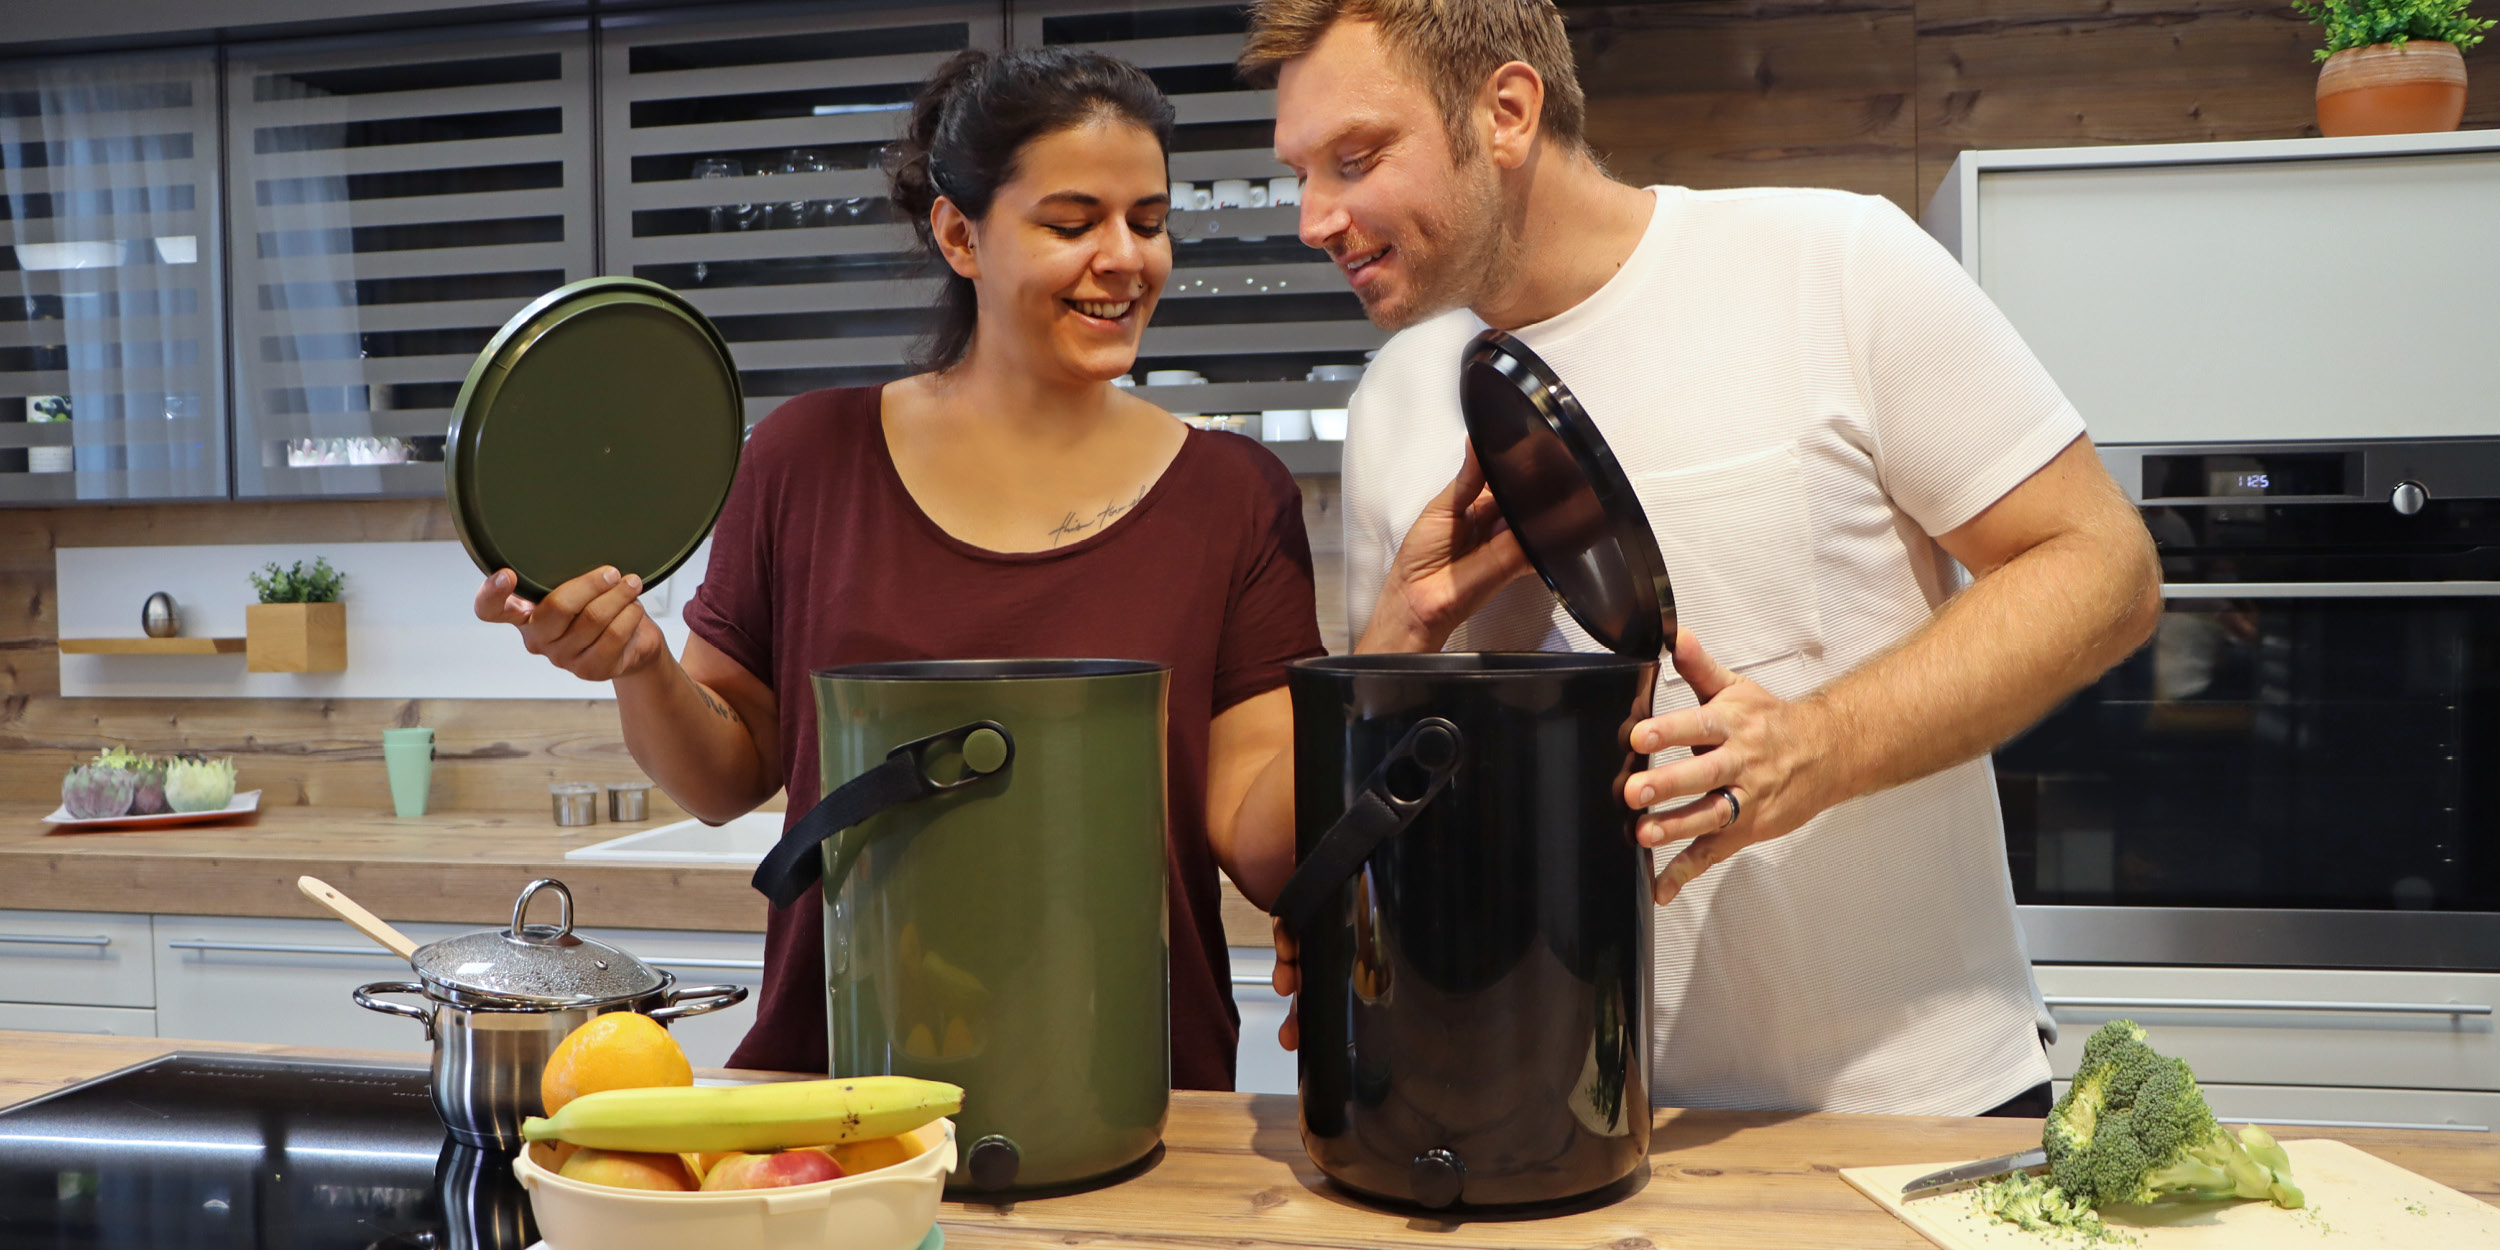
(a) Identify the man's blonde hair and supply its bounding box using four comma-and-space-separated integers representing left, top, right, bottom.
1239, 0, 1586, 157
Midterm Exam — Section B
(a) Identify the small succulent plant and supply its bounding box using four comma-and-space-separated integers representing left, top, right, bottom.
62, 764, 138, 820
96, 746, 170, 815
165, 756, 239, 813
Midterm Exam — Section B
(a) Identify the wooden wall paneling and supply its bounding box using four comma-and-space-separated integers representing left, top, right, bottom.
1567, 0, 1922, 211
1912, 0, 2500, 211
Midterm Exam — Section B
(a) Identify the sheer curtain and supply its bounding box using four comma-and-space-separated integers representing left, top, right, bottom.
0, 49, 225, 500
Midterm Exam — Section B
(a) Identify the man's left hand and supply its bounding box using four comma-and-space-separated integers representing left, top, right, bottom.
1625, 627, 1836, 906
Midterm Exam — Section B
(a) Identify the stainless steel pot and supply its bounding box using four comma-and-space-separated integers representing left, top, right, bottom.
351, 878, 746, 1149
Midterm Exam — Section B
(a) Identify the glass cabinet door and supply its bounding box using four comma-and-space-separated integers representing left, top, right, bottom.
224, 22, 597, 498
598, 2, 1002, 428
0, 48, 227, 503
1019, 0, 1381, 472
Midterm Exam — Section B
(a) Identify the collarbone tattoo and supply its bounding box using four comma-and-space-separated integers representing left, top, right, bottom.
1047, 483, 1152, 547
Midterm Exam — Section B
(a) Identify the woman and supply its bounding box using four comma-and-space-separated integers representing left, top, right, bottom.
473, 47, 1320, 1089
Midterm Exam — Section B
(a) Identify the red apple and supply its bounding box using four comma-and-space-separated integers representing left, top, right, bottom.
699, 1148, 846, 1191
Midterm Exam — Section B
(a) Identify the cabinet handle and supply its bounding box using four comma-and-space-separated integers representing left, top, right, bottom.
166, 940, 400, 958
2046, 996, 2493, 1017
1230, 972, 1274, 988
649, 957, 765, 972
2233, 1117, 2489, 1134
0, 933, 112, 948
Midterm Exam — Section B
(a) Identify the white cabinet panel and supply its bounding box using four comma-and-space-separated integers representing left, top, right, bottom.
1229, 946, 1293, 1096
152, 913, 467, 1051
2053, 1081, 2499, 1135
586, 926, 764, 1071
152, 913, 762, 1066
2036, 965, 2500, 1091
0, 909, 157, 1008
0, 1002, 156, 1037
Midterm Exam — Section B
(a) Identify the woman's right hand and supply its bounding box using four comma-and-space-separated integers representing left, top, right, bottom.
473, 566, 669, 682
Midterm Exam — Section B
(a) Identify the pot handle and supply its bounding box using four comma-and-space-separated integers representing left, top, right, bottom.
751, 720, 1016, 908
648, 982, 750, 1022
1270, 717, 1464, 939
353, 980, 437, 1043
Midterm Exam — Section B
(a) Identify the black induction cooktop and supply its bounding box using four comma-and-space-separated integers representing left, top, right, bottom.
0, 1054, 534, 1250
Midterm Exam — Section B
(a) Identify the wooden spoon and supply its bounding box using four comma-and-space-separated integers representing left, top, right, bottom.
298, 874, 421, 961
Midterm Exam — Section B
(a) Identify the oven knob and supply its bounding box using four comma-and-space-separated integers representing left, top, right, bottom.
2391, 480, 2428, 516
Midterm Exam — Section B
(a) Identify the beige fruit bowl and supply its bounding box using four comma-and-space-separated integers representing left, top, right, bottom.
514, 1118, 955, 1250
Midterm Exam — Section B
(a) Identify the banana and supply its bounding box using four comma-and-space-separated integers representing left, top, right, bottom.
521, 1076, 963, 1154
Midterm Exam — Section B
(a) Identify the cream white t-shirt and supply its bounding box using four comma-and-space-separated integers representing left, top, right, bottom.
1341, 185, 2079, 1116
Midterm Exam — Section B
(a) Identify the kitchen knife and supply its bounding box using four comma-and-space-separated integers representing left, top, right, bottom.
1899, 1148, 2048, 1198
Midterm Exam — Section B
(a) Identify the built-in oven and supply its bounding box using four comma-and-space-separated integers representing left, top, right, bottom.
1996, 438, 2500, 970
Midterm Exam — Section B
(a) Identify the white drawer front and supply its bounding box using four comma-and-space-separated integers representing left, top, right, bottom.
0, 910, 156, 1008
153, 914, 468, 1052
0, 1001, 157, 1037
2036, 965, 2500, 1092
588, 927, 765, 1071
2054, 1080, 2500, 1135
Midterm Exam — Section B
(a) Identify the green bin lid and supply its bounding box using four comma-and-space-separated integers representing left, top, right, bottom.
445, 276, 744, 601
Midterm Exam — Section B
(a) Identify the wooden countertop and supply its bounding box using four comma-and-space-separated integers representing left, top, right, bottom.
0, 804, 1277, 946
4, 1031, 2493, 1249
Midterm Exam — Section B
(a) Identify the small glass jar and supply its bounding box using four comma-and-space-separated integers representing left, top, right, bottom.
550, 782, 599, 827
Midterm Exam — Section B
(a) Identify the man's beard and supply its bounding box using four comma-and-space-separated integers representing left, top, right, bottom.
1356, 161, 1517, 332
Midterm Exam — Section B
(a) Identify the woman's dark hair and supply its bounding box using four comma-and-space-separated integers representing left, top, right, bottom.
886, 46, 1177, 373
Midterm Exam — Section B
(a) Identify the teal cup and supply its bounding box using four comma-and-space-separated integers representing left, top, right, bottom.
382, 728, 435, 818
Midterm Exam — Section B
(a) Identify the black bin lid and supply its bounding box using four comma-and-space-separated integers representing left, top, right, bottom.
445, 276, 745, 601
1459, 329, 1676, 657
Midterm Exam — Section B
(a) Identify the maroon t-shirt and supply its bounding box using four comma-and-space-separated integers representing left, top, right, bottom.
682, 384, 1322, 1089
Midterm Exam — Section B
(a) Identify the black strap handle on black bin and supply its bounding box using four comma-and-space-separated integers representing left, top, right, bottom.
1271, 717, 1465, 939
752, 720, 1015, 908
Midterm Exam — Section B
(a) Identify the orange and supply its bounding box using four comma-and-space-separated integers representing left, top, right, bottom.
539, 1011, 692, 1115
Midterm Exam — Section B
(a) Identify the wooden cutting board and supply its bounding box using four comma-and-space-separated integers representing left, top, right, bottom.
1843, 1139, 2500, 1248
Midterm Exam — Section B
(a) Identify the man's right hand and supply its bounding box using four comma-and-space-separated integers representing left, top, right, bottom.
1357, 448, 1532, 653
473, 566, 668, 683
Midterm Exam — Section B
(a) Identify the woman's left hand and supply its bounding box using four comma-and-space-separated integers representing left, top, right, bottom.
1623, 627, 1835, 906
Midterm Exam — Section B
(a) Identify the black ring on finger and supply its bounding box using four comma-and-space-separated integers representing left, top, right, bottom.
1710, 786, 1740, 830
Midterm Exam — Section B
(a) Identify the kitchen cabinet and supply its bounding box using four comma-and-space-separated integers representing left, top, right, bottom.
0, 50, 229, 503
1922, 131, 2500, 445
2037, 964, 2500, 1132
2, 1, 1361, 508
222, 21, 598, 498
149, 914, 765, 1068
0, 909, 157, 1010
0, 1003, 157, 1037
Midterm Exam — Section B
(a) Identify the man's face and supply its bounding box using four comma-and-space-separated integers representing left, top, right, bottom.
1273, 19, 1509, 331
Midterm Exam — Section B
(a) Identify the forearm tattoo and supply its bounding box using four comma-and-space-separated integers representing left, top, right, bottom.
1048, 484, 1151, 547
692, 680, 743, 725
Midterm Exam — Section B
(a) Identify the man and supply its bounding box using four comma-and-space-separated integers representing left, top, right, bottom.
1243, 0, 2163, 1116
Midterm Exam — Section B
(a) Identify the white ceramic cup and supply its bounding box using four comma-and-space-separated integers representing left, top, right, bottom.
1262, 409, 1312, 441
1144, 369, 1205, 387
1210, 178, 1253, 208
1310, 408, 1349, 441
1267, 176, 1301, 207
1169, 181, 1196, 211
1306, 363, 1365, 383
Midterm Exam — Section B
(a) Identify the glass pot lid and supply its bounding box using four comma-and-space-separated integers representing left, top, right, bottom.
1458, 329, 1677, 657
445, 275, 745, 602
409, 878, 665, 1008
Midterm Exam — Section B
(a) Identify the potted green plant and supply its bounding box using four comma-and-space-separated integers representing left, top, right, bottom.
2295, 0, 2493, 136
246, 557, 348, 673
26, 395, 71, 473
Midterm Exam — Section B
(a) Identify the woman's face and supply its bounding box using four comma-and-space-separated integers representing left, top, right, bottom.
950, 116, 1172, 385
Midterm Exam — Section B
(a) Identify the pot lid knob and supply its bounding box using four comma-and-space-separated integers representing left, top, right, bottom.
508, 878, 578, 947
1410, 1148, 1466, 1209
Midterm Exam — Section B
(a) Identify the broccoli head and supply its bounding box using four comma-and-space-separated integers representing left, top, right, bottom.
2044, 1019, 2303, 1210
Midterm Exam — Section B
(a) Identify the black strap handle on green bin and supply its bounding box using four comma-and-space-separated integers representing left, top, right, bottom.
1270, 717, 1464, 939
752, 720, 1015, 908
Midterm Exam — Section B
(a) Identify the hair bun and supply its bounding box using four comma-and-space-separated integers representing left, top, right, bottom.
885, 48, 992, 243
